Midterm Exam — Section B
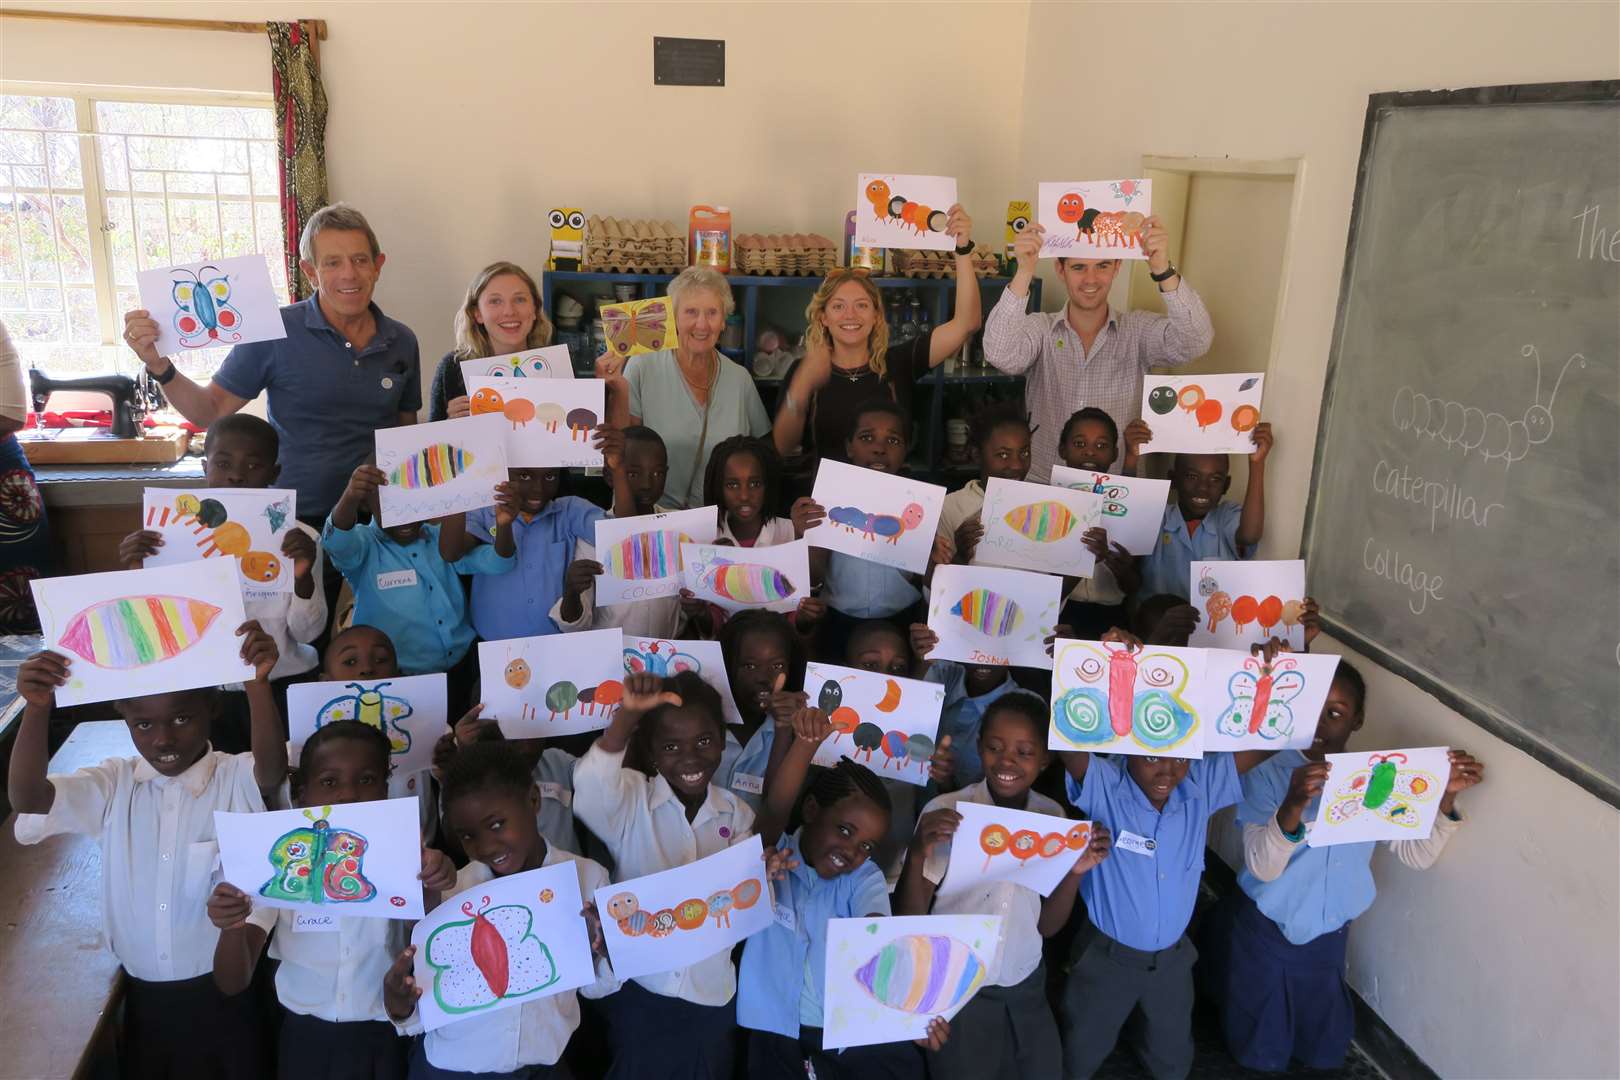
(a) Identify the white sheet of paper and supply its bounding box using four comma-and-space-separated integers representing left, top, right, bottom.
807, 460, 946, 574
1199, 649, 1340, 752
680, 539, 810, 614
375, 414, 508, 527
464, 377, 605, 468
1139, 372, 1265, 455
976, 477, 1099, 576
459, 345, 575, 383
287, 672, 448, 778
823, 914, 1002, 1049
621, 635, 742, 726
141, 487, 297, 597
855, 173, 959, 251
596, 835, 772, 980
1035, 180, 1152, 260
803, 662, 945, 787
30, 560, 254, 707
1307, 746, 1450, 847
925, 564, 1061, 670
1048, 638, 1206, 758
594, 507, 718, 606
215, 796, 424, 919
479, 629, 626, 738
1049, 466, 1171, 557
410, 862, 596, 1032
136, 254, 287, 356
937, 801, 1092, 899
1189, 559, 1307, 650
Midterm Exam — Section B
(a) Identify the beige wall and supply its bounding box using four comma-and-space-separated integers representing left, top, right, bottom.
1, 0, 1030, 373
1018, 3, 1619, 1078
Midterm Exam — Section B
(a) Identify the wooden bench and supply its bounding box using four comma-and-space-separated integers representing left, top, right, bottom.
0, 721, 134, 1080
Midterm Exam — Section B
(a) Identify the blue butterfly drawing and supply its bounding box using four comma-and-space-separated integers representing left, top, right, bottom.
172, 266, 244, 349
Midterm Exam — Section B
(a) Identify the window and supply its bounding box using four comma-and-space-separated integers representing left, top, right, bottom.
0, 87, 288, 380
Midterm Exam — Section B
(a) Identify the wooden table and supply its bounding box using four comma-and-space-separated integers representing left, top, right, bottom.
0, 721, 134, 1080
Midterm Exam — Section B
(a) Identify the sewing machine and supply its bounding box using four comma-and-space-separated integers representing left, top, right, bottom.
19, 369, 190, 464
28, 370, 143, 437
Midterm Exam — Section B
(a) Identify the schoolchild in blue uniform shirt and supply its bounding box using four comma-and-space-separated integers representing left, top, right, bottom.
738, 708, 949, 1079
713, 609, 808, 812
908, 621, 1021, 790
1056, 628, 1274, 1080
1207, 659, 1483, 1072
1137, 422, 1272, 600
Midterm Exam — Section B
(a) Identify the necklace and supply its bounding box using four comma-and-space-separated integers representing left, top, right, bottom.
679, 351, 720, 396
832, 362, 872, 382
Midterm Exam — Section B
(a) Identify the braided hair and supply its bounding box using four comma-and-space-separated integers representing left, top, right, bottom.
805, 758, 892, 818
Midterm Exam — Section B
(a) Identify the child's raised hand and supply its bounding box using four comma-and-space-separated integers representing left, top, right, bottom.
383, 945, 422, 1020
593, 423, 625, 469
1145, 603, 1200, 646
621, 672, 681, 714
207, 882, 253, 929
118, 529, 164, 569
915, 1016, 951, 1052
765, 675, 809, 730
1122, 418, 1153, 462
1283, 760, 1332, 813
564, 558, 603, 601
1299, 596, 1322, 649
453, 703, 488, 746
678, 587, 711, 622
1249, 421, 1274, 465
1440, 751, 1484, 814
763, 845, 800, 880
430, 730, 459, 780
790, 496, 826, 538
581, 901, 608, 960
16, 650, 69, 709
343, 464, 387, 504
1251, 636, 1291, 665
279, 527, 318, 581
909, 622, 938, 661
1100, 625, 1144, 651
444, 394, 471, 420
492, 481, 520, 527
1074, 823, 1112, 873
952, 515, 983, 564
794, 594, 827, 636
418, 846, 458, 893
791, 706, 833, 746
235, 620, 279, 682
1080, 526, 1111, 561
928, 735, 955, 786
930, 533, 956, 570
909, 806, 962, 859
1044, 624, 1074, 658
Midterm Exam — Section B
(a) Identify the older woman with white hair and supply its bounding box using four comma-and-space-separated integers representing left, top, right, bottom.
597, 267, 770, 510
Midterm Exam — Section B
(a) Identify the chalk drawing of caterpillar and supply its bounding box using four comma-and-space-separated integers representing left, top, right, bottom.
828, 502, 925, 544
864, 179, 948, 236
605, 878, 763, 937
1390, 345, 1585, 470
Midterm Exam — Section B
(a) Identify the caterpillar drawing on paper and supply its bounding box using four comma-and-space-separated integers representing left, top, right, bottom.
864, 179, 948, 236
388, 444, 476, 489
57, 595, 224, 669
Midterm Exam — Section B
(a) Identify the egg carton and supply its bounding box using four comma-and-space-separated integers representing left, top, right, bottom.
891, 249, 1000, 279
582, 216, 686, 272
735, 233, 838, 276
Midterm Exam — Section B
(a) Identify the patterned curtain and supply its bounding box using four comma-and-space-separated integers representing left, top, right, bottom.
267, 21, 329, 300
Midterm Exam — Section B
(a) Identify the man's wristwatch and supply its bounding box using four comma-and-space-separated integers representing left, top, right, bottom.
954, 239, 976, 256
152, 361, 179, 386
1150, 264, 1178, 283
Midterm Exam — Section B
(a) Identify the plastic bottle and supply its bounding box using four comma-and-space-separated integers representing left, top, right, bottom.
688, 206, 732, 273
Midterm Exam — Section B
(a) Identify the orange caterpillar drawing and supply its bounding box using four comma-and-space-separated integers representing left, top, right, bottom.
864, 179, 947, 237
1198, 570, 1303, 638
605, 878, 763, 938
1055, 192, 1146, 249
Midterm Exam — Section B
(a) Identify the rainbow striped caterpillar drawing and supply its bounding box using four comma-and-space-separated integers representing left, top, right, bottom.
1051, 639, 1199, 752
605, 878, 763, 938
852, 932, 987, 1015
57, 595, 224, 670
388, 443, 478, 489
1001, 501, 1078, 543
602, 529, 692, 581
259, 805, 376, 905
424, 894, 560, 1014
691, 553, 796, 606
950, 589, 1023, 637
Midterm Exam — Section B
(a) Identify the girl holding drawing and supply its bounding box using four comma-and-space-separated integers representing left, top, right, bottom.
1206, 660, 1484, 1073
739, 707, 949, 1079
572, 671, 755, 1080
429, 261, 556, 422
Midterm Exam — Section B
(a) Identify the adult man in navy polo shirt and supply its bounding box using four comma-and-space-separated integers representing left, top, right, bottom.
124, 203, 420, 525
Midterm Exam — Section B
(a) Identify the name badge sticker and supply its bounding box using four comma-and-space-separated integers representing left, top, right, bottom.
1116, 830, 1157, 857
293, 911, 340, 933
539, 781, 571, 807
376, 569, 418, 591
732, 773, 764, 795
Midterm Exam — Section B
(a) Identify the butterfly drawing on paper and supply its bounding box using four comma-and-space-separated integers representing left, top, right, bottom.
1321, 752, 1440, 830
315, 681, 415, 756
622, 638, 702, 678
259, 805, 377, 904
601, 297, 678, 358
1052, 639, 1196, 751
1215, 653, 1306, 742
425, 896, 559, 1013
172, 265, 244, 349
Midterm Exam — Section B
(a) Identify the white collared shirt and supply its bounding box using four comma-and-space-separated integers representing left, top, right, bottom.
247, 905, 406, 1023
548, 536, 683, 638
919, 780, 1063, 987
414, 848, 618, 1072
714, 516, 797, 548
234, 520, 327, 683
572, 742, 755, 1006
13, 749, 266, 981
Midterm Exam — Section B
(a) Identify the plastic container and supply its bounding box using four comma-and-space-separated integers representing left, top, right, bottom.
689, 205, 732, 273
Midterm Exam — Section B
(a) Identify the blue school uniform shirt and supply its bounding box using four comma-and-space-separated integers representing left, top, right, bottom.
1139, 500, 1248, 600
212, 294, 421, 519
1065, 753, 1241, 952
737, 829, 890, 1038
1235, 748, 1378, 944
822, 551, 920, 618
925, 661, 1020, 788
323, 518, 506, 673
462, 498, 602, 640
715, 723, 774, 813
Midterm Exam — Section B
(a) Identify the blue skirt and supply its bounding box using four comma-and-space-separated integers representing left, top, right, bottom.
1211, 889, 1355, 1071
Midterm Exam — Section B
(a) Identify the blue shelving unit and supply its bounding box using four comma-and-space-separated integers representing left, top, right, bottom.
539, 269, 1041, 482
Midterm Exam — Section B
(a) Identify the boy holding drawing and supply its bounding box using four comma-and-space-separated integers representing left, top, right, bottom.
1138, 422, 1273, 601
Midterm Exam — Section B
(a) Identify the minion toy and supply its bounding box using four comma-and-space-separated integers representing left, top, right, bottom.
1005, 200, 1032, 261
547, 208, 585, 271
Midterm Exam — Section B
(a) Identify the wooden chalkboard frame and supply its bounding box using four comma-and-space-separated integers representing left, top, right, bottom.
1302, 79, 1620, 808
